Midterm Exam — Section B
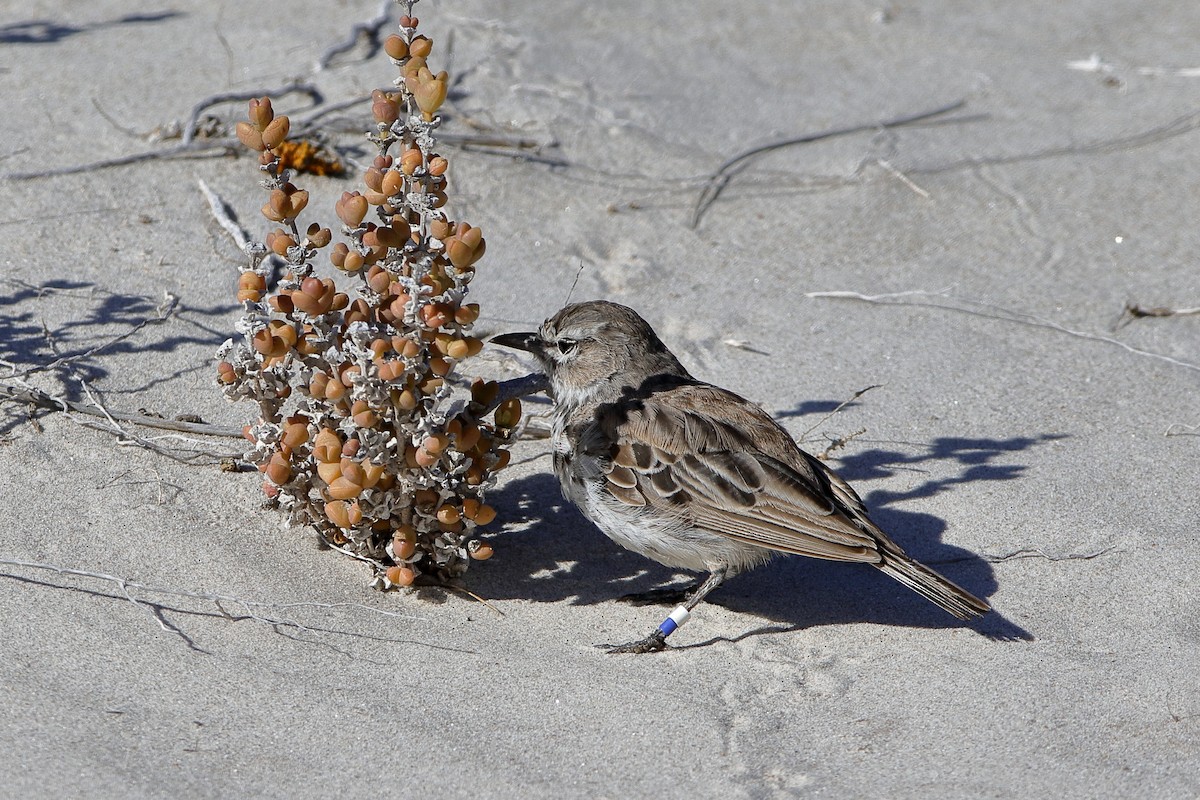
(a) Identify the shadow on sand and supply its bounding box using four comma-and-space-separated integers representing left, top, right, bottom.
471, 428, 1055, 643
0, 278, 234, 435
0, 12, 182, 45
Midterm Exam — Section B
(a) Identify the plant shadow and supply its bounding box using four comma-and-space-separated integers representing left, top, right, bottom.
0, 278, 234, 435
0, 12, 182, 45
474, 429, 1054, 643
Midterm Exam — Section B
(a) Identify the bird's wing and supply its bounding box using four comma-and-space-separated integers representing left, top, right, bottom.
597, 383, 885, 564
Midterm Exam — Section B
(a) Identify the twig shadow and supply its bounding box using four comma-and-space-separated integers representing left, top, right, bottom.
0, 12, 182, 45
0, 278, 233, 434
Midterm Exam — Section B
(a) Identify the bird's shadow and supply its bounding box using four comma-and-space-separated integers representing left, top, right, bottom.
474, 426, 1055, 643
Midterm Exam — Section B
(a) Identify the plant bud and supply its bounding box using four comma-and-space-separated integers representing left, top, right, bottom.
386, 565, 416, 587
393, 536, 416, 560
316, 461, 342, 485
288, 189, 309, 216
248, 97, 273, 130
307, 225, 332, 248
414, 70, 449, 120
281, 421, 310, 449
340, 459, 365, 487
473, 503, 497, 526
335, 191, 369, 228
397, 388, 418, 409
261, 115, 290, 150
409, 35, 432, 58
384, 34, 408, 60
313, 428, 341, 463
428, 218, 451, 240
267, 230, 297, 256
456, 423, 481, 452
420, 303, 453, 328
327, 476, 363, 500
325, 500, 352, 529
361, 462, 385, 489
495, 398, 522, 429
266, 453, 291, 485
470, 379, 499, 408
381, 169, 405, 197
365, 265, 391, 294
329, 242, 349, 267
236, 121, 266, 151
400, 147, 423, 176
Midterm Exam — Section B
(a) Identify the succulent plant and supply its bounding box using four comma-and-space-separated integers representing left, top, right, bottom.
217, 0, 518, 588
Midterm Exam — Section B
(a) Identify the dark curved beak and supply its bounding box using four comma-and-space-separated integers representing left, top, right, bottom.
490, 331, 541, 354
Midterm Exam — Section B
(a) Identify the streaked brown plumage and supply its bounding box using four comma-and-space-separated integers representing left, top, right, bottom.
493, 301, 989, 653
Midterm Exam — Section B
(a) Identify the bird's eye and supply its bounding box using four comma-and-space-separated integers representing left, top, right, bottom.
556, 338, 578, 354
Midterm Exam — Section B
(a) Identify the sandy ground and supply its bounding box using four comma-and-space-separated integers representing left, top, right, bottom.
2, 1, 1199, 797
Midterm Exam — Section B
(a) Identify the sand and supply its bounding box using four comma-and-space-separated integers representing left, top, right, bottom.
2, 1, 1198, 797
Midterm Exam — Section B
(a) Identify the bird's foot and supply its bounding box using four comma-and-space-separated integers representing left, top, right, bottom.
601, 631, 668, 654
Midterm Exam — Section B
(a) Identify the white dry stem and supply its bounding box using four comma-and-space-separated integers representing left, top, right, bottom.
198, 178, 252, 250
0, 558, 428, 644
806, 289, 1200, 373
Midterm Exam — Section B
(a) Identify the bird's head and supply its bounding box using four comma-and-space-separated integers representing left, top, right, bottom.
491, 301, 688, 405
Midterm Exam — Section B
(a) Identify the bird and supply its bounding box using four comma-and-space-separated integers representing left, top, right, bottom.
491, 300, 989, 653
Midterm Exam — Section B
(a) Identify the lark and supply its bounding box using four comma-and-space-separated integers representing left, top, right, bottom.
492, 301, 989, 653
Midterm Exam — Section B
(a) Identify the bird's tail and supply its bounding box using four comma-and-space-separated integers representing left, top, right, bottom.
877, 555, 990, 620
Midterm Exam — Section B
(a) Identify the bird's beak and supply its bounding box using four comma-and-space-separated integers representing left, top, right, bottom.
490, 331, 541, 354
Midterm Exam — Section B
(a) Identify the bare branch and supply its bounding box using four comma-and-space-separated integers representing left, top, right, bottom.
197, 178, 252, 250
807, 289, 1200, 373
800, 384, 881, 439
316, 0, 393, 71
182, 82, 323, 145
690, 98, 971, 228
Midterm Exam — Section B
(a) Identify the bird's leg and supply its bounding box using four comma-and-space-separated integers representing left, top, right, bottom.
605, 568, 728, 654
617, 575, 706, 606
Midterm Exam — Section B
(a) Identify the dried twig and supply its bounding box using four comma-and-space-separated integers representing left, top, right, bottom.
816, 427, 867, 460
182, 82, 323, 145
983, 546, 1116, 563
0, 558, 449, 652
2, 141, 237, 181
316, 0, 392, 71
800, 385, 881, 439
722, 339, 771, 356
197, 178, 252, 250
875, 158, 931, 198
1165, 423, 1199, 437
807, 289, 1200, 373
930, 545, 1117, 566
1116, 301, 1200, 329
690, 99, 970, 228
30, 322, 235, 465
